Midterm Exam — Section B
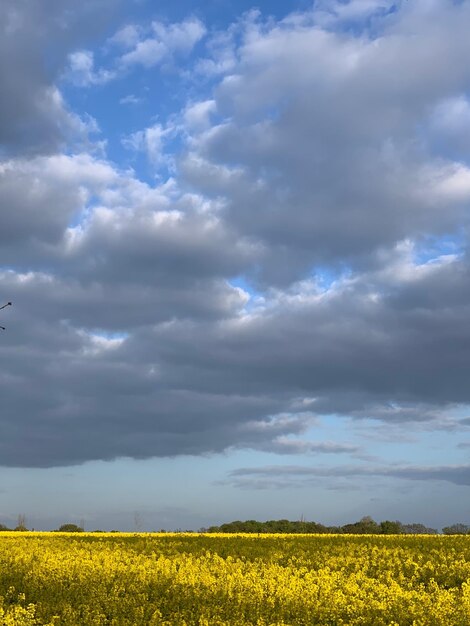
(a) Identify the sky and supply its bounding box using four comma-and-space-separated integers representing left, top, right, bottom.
1, 0, 470, 532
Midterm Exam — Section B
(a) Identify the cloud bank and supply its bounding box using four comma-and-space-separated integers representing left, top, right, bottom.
1, 0, 470, 468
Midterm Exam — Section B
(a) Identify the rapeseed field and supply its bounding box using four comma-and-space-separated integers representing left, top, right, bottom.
0, 532, 469, 625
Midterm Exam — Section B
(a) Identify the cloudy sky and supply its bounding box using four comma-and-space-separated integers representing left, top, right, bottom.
1, 0, 470, 531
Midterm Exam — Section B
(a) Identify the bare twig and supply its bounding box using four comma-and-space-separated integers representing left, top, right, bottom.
0, 302, 12, 329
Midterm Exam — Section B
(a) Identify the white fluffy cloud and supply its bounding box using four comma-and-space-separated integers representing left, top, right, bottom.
66, 50, 116, 86
178, 1, 470, 285
64, 17, 207, 87
123, 123, 173, 165
120, 18, 206, 68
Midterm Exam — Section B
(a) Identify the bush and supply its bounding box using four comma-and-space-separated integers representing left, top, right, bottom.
57, 524, 84, 533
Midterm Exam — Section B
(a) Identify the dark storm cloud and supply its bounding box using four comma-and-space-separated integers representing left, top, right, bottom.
3, 249, 470, 466
2, 0, 470, 467
0, 270, 247, 330
0, 318, 299, 467
125, 255, 470, 408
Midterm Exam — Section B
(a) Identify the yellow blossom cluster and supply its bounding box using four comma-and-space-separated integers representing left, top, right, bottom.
0, 532, 469, 625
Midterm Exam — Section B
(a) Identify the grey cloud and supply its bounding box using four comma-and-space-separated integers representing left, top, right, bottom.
3, 2, 470, 469
425, 95, 470, 162
0, 153, 255, 280
226, 462, 470, 489
3, 233, 470, 466
68, 205, 256, 287
0, 343, 293, 467
231, 414, 358, 455
128, 255, 470, 407
0, 0, 120, 156
0, 155, 105, 252
230, 416, 359, 455
262, 439, 359, 455
331, 401, 462, 430
0, 154, 254, 326
181, 1, 470, 285
0, 270, 247, 331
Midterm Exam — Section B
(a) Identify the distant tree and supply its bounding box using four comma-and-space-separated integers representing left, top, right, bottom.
442, 523, 469, 535
0, 524, 10, 531
210, 519, 335, 534
342, 516, 380, 534
242, 520, 264, 533
276, 519, 293, 533
205, 517, 456, 535
380, 520, 403, 534
401, 523, 438, 535
14, 514, 28, 531
218, 520, 261, 533
133, 512, 143, 532
57, 523, 84, 532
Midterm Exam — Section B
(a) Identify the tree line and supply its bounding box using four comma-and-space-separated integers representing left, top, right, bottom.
204, 517, 470, 535
1, 517, 469, 534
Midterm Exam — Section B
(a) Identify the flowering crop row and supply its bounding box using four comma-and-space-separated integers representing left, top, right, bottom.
0, 532, 469, 625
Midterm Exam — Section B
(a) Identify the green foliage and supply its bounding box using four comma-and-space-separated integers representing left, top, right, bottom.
56, 524, 84, 533
208, 519, 329, 534
442, 523, 469, 535
208, 517, 465, 535
342, 516, 380, 534
379, 520, 403, 534
209, 516, 406, 534
401, 523, 438, 534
